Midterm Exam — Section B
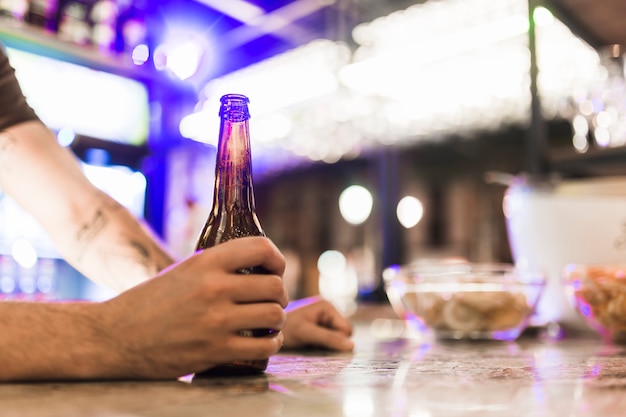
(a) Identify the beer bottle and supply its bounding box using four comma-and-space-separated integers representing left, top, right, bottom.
194, 93, 272, 377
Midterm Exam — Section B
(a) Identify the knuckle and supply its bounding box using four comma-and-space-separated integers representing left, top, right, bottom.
257, 238, 274, 255
266, 305, 287, 327
268, 276, 287, 295
199, 277, 229, 300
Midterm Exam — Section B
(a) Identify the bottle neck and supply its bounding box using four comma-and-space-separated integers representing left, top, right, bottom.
212, 117, 256, 213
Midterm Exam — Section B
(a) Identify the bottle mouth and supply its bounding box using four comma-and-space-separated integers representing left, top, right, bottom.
221, 94, 249, 103
220, 94, 251, 121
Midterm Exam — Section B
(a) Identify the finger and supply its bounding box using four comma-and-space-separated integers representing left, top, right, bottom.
293, 321, 354, 352
222, 330, 285, 361
195, 332, 284, 374
226, 274, 289, 307
218, 303, 287, 333
318, 304, 353, 336
208, 237, 286, 276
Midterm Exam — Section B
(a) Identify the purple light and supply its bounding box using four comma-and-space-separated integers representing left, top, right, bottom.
269, 383, 290, 394
590, 364, 602, 377
580, 303, 592, 318
149, 11, 217, 82
570, 279, 582, 290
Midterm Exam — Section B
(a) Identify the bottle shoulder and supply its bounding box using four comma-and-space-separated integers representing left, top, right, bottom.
196, 213, 265, 249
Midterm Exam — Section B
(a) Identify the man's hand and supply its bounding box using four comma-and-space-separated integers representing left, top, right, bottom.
282, 296, 354, 352
100, 236, 289, 379
0, 237, 289, 381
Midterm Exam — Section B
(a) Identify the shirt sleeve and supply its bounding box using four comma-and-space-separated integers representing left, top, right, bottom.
0, 44, 40, 130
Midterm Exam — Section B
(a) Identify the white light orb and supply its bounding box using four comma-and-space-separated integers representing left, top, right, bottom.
533, 6, 554, 27
11, 239, 37, 269
166, 41, 203, 80
317, 250, 358, 316
317, 250, 346, 276
339, 185, 373, 225
396, 196, 424, 229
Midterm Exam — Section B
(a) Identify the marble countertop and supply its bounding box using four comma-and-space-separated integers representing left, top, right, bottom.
2, 305, 626, 417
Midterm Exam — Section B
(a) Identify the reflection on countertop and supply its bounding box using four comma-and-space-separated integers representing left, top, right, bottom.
2, 305, 626, 417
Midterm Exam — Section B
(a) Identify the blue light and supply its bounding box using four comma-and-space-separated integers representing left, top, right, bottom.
85, 148, 111, 166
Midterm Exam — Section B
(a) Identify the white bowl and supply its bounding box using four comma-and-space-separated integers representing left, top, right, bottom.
504, 176, 626, 328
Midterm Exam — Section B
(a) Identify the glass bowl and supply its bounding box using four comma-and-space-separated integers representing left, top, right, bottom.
383, 262, 546, 341
564, 264, 626, 343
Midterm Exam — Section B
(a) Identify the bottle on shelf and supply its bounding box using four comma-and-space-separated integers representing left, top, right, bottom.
194, 93, 273, 377
56, 0, 92, 46
0, 0, 29, 21
26, 0, 58, 31
89, 0, 117, 52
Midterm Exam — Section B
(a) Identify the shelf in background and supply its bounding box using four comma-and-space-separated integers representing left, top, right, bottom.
550, 146, 626, 177
0, 18, 152, 80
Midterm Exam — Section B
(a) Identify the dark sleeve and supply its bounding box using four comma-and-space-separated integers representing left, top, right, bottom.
0, 44, 40, 130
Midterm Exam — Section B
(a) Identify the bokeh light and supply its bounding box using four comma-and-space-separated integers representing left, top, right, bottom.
396, 196, 424, 229
339, 185, 373, 225
317, 250, 346, 276
56, 126, 76, 147
11, 239, 37, 269
318, 250, 358, 316
166, 41, 203, 80
131, 44, 150, 66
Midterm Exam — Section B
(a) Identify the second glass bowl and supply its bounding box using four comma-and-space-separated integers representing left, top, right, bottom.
564, 264, 626, 343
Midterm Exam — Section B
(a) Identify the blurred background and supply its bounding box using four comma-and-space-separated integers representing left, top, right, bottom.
0, 0, 624, 309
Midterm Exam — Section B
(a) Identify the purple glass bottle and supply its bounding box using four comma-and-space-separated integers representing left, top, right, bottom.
194, 94, 271, 377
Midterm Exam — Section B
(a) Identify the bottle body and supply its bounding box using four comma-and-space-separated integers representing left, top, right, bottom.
195, 94, 271, 376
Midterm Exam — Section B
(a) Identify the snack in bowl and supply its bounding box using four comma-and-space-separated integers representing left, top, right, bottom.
384, 262, 545, 341
564, 264, 626, 342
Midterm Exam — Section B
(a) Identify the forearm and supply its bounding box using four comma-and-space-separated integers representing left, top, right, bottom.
0, 301, 119, 381
0, 121, 176, 292
55, 190, 176, 292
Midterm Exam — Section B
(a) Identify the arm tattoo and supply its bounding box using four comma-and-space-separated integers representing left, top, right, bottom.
126, 239, 152, 270
110, 238, 168, 274
93, 237, 165, 283
75, 209, 107, 260
76, 206, 169, 277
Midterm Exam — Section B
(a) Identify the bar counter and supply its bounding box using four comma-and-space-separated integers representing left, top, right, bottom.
2, 305, 626, 417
